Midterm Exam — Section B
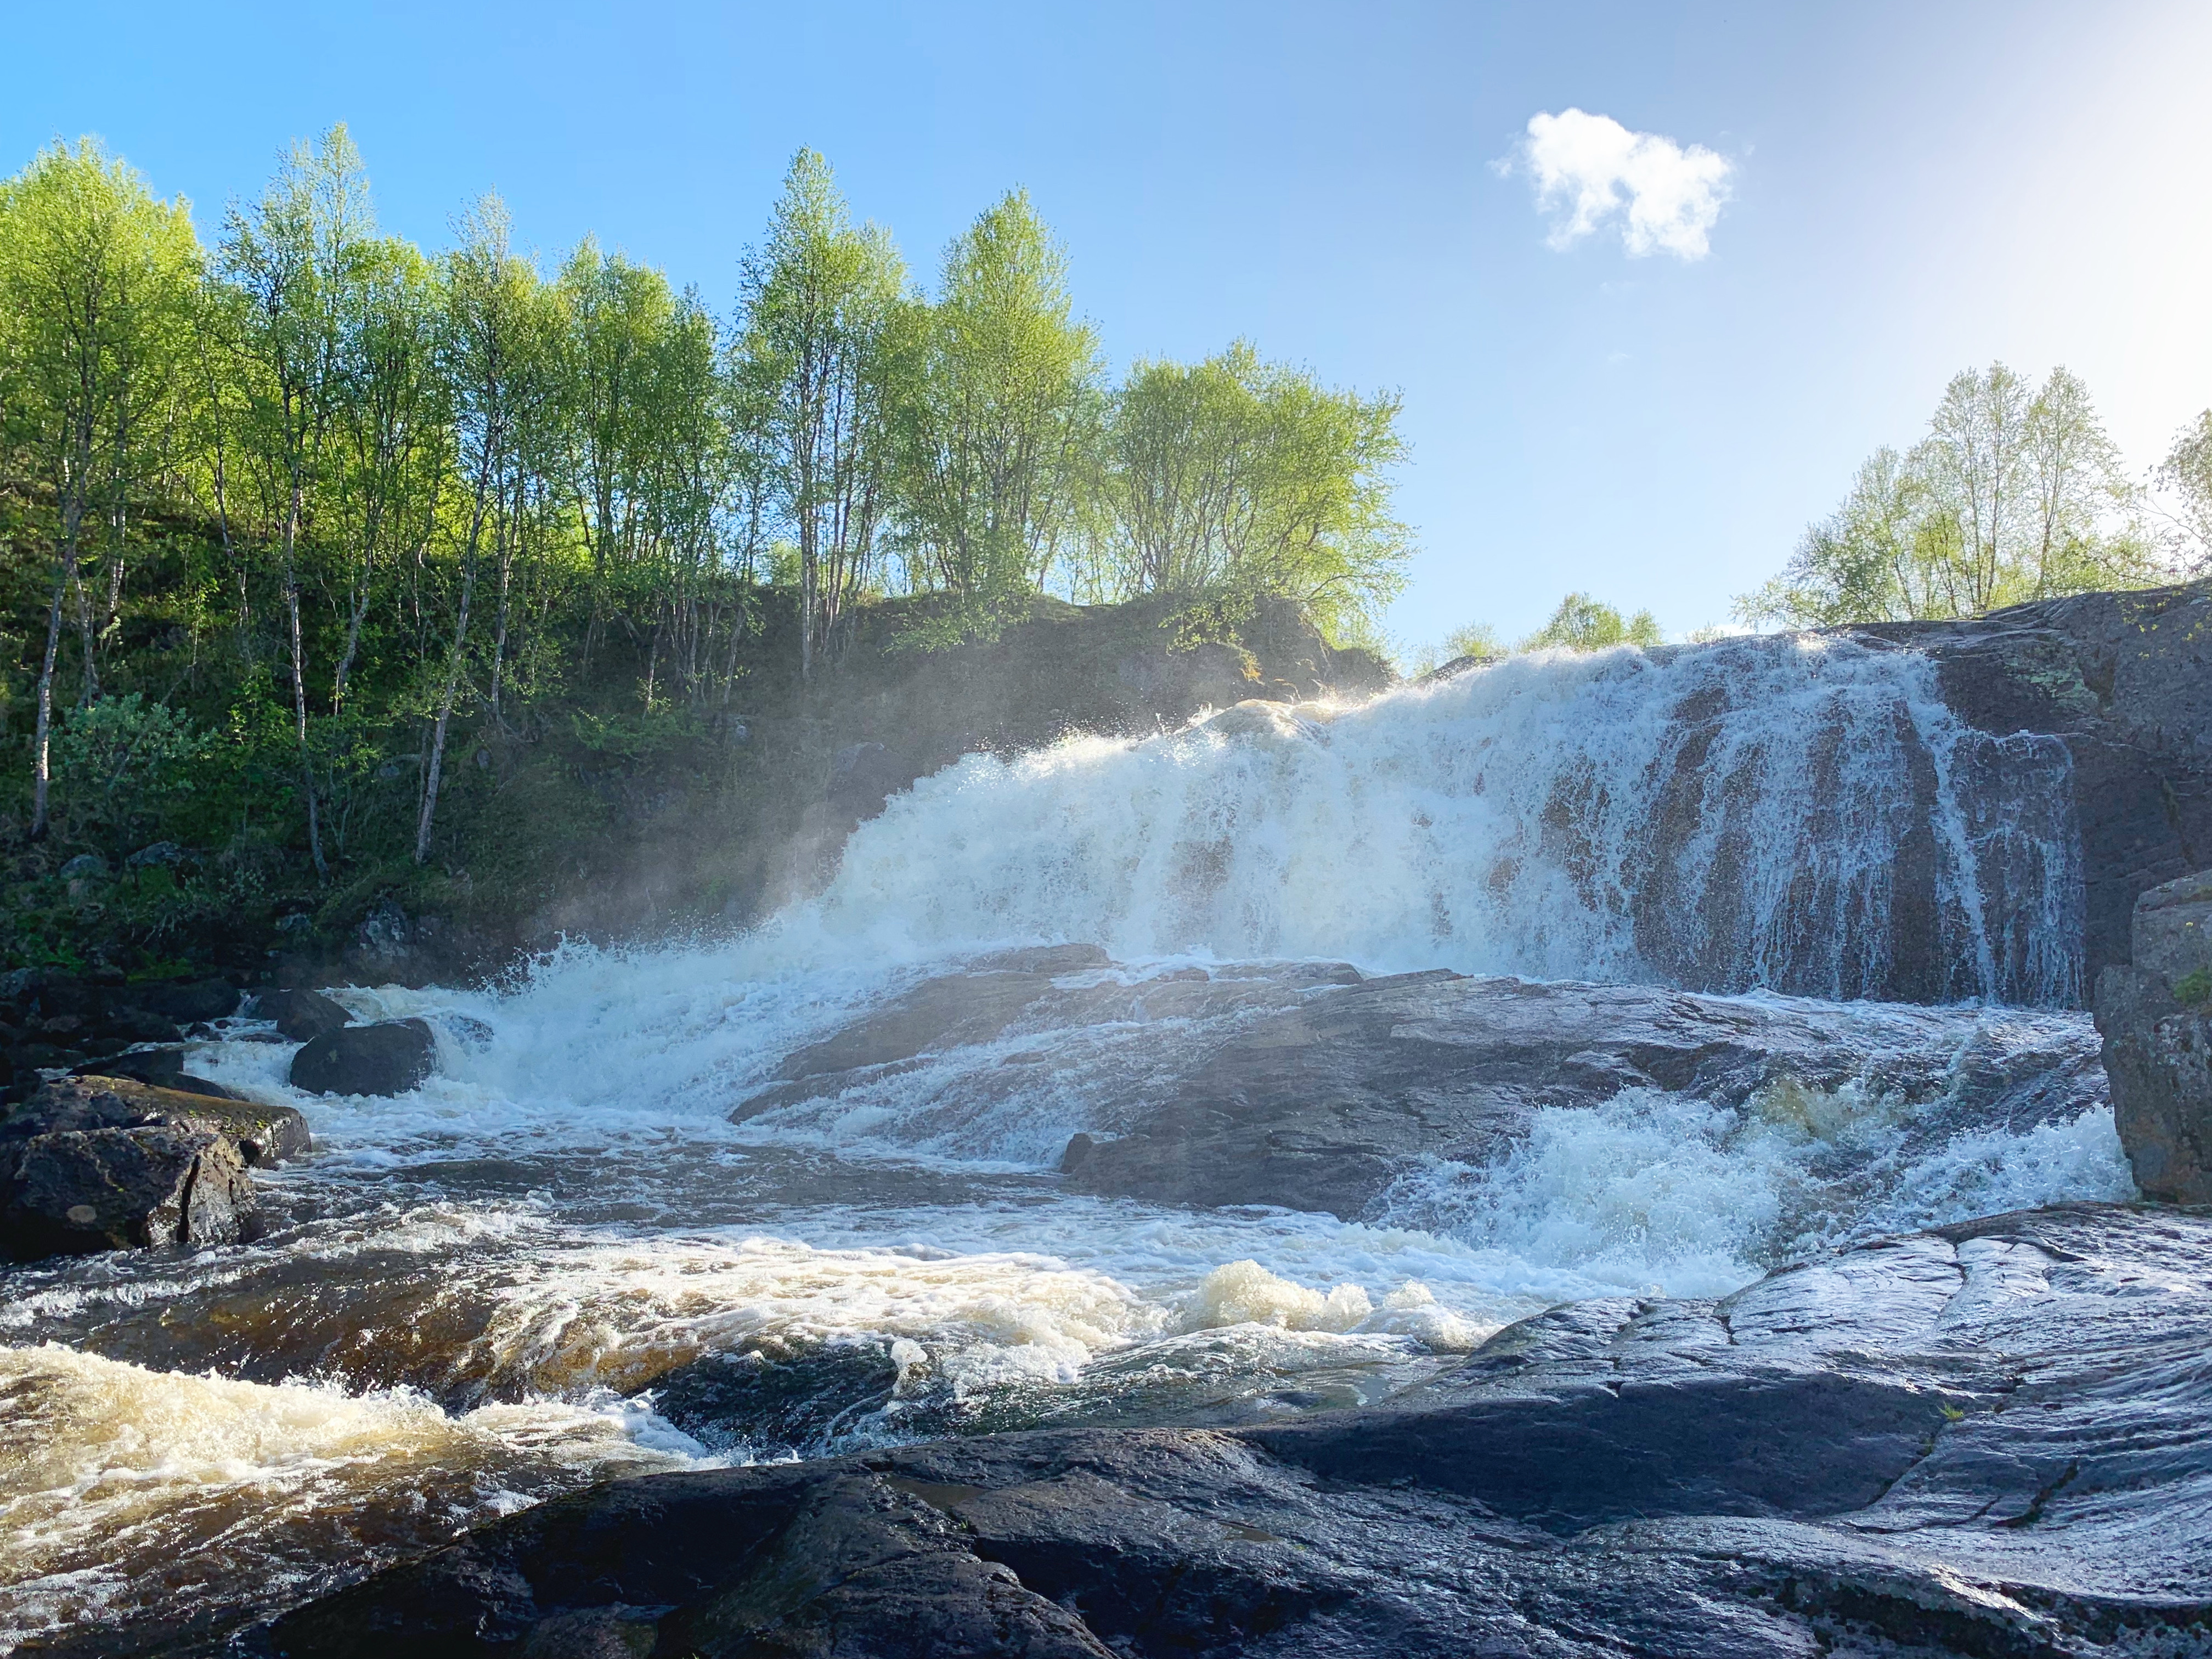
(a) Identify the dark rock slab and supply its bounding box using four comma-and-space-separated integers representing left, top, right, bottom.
69, 1045, 240, 1099
2098, 868, 2212, 1200
290, 1018, 435, 1097
259, 1203, 2212, 1659
1864, 580, 2212, 991
252, 986, 353, 1042
0, 1124, 257, 1259
7, 1074, 309, 1166
742, 956, 2106, 1217
132, 977, 242, 1025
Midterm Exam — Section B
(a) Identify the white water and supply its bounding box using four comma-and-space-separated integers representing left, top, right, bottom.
0, 635, 2125, 1650
801, 635, 2081, 1003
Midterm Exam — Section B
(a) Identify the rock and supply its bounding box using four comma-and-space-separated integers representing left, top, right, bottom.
827, 740, 915, 824
125, 839, 188, 871
744, 956, 2106, 1217
57, 852, 109, 881
253, 986, 353, 1042
132, 977, 242, 1024
68, 1046, 239, 1098
356, 898, 413, 962
1864, 580, 2212, 990
0, 1125, 257, 1259
262, 1204, 2212, 1659
2098, 868, 2212, 1201
8, 1074, 310, 1166
2133, 867, 2212, 983
289, 1018, 436, 1097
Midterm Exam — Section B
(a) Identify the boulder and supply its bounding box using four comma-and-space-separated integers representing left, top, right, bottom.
2097, 868, 2212, 1200
290, 1018, 436, 1097
8, 1074, 310, 1166
262, 1204, 2212, 1659
253, 985, 353, 1042
0, 1125, 257, 1259
132, 977, 242, 1025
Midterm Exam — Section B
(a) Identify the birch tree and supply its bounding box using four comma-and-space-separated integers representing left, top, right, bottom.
220, 123, 375, 877
733, 150, 905, 685
0, 139, 198, 839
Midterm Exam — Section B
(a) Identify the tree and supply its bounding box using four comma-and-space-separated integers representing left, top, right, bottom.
416, 195, 542, 865
328, 235, 445, 713
0, 138, 199, 839
888, 191, 1099, 637
2155, 410, 2212, 571
219, 123, 377, 877
1522, 592, 1663, 652
1092, 343, 1409, 644
732, 151, 905, 685
1740, 363, 2166, 629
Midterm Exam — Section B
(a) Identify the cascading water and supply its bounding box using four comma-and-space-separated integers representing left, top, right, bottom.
0, 634, 2120, 1653
804, 633, 2083, 1005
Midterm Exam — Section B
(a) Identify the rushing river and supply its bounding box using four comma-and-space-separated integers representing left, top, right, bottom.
0, 637, 2134, 1654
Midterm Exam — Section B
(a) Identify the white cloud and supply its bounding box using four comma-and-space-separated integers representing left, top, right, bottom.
1508, 109, 1734, 261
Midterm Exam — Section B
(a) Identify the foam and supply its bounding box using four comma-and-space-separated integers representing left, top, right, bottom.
0, 1344, 692, 1645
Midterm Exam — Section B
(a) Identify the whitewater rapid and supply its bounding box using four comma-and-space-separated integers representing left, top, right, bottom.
0, 636, 2128, 1651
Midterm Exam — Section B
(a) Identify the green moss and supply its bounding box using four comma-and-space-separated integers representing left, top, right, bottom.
2174, 967, 2212, 1007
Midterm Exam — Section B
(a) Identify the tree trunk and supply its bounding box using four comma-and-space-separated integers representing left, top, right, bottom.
283, 477, 328, 880
416, 480, 490, 866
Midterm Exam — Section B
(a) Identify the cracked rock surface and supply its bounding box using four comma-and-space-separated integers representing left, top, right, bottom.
259, 1202, 2212, 1658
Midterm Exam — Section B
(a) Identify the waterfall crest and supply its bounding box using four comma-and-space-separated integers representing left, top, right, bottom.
806, 634, 2081, 1005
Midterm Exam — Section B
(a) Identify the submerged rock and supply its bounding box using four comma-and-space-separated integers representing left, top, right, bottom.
289, 1018, 435, 1097
2098, 868, 2212, 1201
260, 1203, 2212, 1659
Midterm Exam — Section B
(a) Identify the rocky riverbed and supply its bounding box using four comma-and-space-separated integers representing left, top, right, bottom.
8, 600, 2212, 1656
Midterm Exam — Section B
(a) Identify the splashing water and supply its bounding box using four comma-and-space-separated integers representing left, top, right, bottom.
0, 633, 2119, 1651
799, 635, 2081, 1004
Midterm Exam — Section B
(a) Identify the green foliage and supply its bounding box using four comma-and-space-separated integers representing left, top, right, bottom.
1741, 363, 2175, 628
888, 191, 1100, 643
51, 692, 205, 842
1443, 621, 1505, 661
1522, 593, 1663, 652
2174, 967, 2212, 1007
1086, 343, 1409, 646
0, 131, 1417, 970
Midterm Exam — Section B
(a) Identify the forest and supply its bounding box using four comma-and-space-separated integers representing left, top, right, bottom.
0, 129, 1409, 973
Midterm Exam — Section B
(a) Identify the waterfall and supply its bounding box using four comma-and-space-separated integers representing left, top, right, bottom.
804, 633, 2081, 1005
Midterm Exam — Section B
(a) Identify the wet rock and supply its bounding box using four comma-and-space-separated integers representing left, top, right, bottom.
262, 1204, 2212, 1659
0, 1124, 257, 1259
56, 852, 109, 882
2097, 868, 2212, 1201
69, 1045, 240, 1099
290, 1018, 436, 1097
748, 957, 2107, 1217
125, 839, 188, 871
827, 740, 915, 824
133, 977, 242, 1025
9, 1074, 309, 1166
252, 986, 353, 1042
1866, 580, 2212, 990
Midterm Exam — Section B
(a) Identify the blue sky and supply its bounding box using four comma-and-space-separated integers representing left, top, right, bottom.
9, 1, 2211, 648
